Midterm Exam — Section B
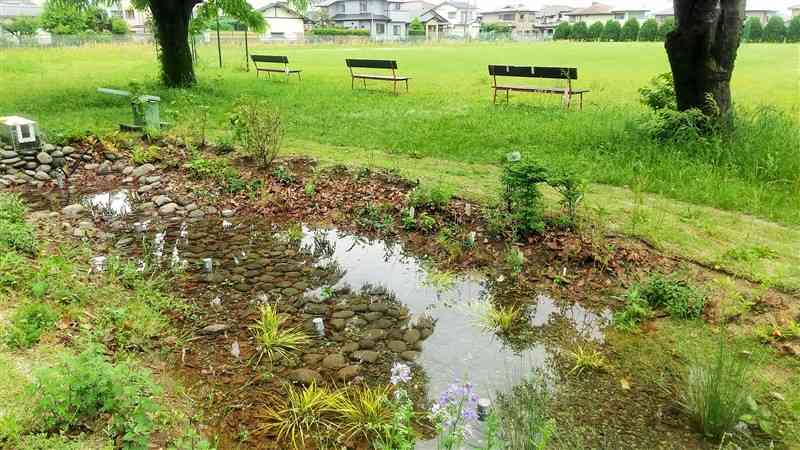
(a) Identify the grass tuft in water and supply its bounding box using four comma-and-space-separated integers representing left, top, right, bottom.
565, 344, 607, 376
250, 304, 311, 364
679, 338, 752, 440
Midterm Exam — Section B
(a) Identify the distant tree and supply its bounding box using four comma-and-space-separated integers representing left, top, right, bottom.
621, 17, 639, 41
657, 17, 674, 41
788, 16, 800, 42
110, 16, 128, 34
553, 21, 571, 40
571, 21, 588, 41
638, 18, 658, 41
41, 1, 88, 34
587, 20, 603, 40
742, 16, 762, 42
1, 17, 39, 38
762, 16, 786, 42
600, 19, 621, 41
409, 17, 425, 36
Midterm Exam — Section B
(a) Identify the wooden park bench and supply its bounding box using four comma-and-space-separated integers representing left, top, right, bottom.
346, 59, 410, 94
251, 55, 302, 82
488, 65, 589, 110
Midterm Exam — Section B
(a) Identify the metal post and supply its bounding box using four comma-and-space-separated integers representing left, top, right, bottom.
216, 14, 222, 68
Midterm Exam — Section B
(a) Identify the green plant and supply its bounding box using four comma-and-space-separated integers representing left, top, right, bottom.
417, 212, 437, 233
483, 206, 515, 240
505, 246, 525, 275
30, 347, 160, 449
258, 383, 342, 449
229, 97, 283, 167
285, 223, 303, 242
467, 298, 522, 335
501, 159, 548, 236
613, 287, 653, 331
110, 16, 128, 34
0, 193, 36, 254
639, 72, 676, 111
271, 165, 296, 185
491, 375, 557, 449
3, 301, 58, 349
0, 250, 29, 294
400, 207, 416, 230
356, 204, 394, 233
408, 185, 453, 210
639, 274, 707, 319
304, 181, 316, 197
333, 385, 394, 444
565, 344, 607, 376
186, 156, 237, 182
131, 145, 161, 164
680, 339, 752, 439
250, 304, 310, 364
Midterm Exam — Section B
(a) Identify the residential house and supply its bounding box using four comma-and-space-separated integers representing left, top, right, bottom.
258, 2, 306, 40
653, 7, 673, 24
564, 2, 614, 24
531, 4, 572, 38
791, 4, 800, 17
745, 8, 779, 24
610, 7, 648, 23
107, 0, 149, 33
420, 1, 479, 38
0, 0, 40, 19
312, 0, 415, 40
480, 4, 539, 35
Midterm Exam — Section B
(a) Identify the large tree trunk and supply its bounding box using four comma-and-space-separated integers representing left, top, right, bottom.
150, 0, 200, 87
664, 0, 745, 117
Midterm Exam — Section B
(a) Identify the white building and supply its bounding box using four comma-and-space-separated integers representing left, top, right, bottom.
420, 1, 480, 38
259, 1, 306, 40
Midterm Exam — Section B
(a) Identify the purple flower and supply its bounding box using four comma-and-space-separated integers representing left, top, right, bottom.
390, 362, 412, 385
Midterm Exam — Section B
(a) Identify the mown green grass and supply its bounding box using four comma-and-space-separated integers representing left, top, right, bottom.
1, 41, 798, 225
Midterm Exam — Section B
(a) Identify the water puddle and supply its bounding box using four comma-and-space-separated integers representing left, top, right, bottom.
81, 190, 134, 219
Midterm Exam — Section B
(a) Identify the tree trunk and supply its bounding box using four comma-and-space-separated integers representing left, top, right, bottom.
150, 0, 199, 87
664, 0, 745, 117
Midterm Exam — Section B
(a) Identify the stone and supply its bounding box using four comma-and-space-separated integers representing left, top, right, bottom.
84, 163, 99, 170
403, 329, 421, 345
97, 161, 113, 175
38, 164, 51, 173
36, 152, 53, 164
369, 303, 388, 312
1, 157, 20, 165
104, 152, 119, 161
145, 176, 162, 184
115, 237, 134, 248
158, 203, 178, 215
370, 319, 393, 330
288, 368, 322, 386
359, 339, 376, 350
42, 143, 56, 152
52, 157, 65, 168
122, 166, 134, 175
330, 319, 346, 330
199, 324, 228, 334
0, 150, 18, 158
332, 310, 355, 319
221, 209, 235, 217
351, 350, 379, 363
400, 351, 419, 361
62, 145, 76, 155
322, 353, 347, 370
62, 204, 86, 218
153, 195, 172, 207
387, 340, 407, 353
337, 365, 361, 382
363, 329, 386, 341
341, 342, 359, 353
131, 163, 156, 177
189, 209, 205, 218
302, 353, 324, 365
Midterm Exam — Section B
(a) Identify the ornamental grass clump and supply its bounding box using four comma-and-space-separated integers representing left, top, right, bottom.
258, 383, 342, 450
250, 303, 310, 363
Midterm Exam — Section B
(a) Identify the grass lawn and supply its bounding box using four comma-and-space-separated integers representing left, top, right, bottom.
1, 41, 798, 225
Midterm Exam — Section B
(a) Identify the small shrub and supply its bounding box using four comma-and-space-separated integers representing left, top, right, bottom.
417, 212, 437, 233
271, 165, 296, 185
30, 348, 160, 449
356, 204, 394, 233
250, 304, 310, 364
680, 339, 751, 439
565, 344, 607, 376
548, 171, 585, 227
483, 206, 515, 239
131, 145, 160, 165
0, 250, 29, 293
408, 185, 453, 210
3, 302, 58, 349
0, 193, 36, 254
186, 156, 237, 182
259, 383, 343, 449
501, 159, 548, 236
613, 287, 653, 331
229, 97, 283, 168
467, 298, 522, 335
110, 17, 128, 34
505, 246, 525, 275
333, 385, 394, 443
640, 274, 706, 319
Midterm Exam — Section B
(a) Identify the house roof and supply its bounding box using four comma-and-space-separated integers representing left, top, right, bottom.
0, 0, 40, 17
332, 13, 391, 21
540, 4, 573, 15
481, 4, 538, 14
653, 7, 673, 15
744, 9, 778, 13
790, 4, 800, 9
610, 7, 648, 12
258, 2, 308, 19
565, 2, 613, 16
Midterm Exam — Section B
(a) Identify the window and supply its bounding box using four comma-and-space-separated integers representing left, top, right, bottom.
270, 32, 286, 38
614, 13, 625, 20
460, 11, 467, 22
336, 3, 344, 13
448, 11, 457, 19
376, 23, 385, 33
501, 13, 514, 20
360, 0, 367, 13
125, 9, 135, 19
519, 14, 525, 19
394, 2, 401, 10
393, 24, 401, 35
17, 124, 35, 143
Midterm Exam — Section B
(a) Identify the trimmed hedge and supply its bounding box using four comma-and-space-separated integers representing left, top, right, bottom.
310, 27, 370, 36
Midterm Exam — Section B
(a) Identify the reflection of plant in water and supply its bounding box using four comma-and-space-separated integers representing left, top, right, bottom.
488, 374, 560, 449
565, 343, 607, 376
422, 263, 456, 292
250, 304, 310, 364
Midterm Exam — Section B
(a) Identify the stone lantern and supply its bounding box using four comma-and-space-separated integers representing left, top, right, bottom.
0, 116, 41, 152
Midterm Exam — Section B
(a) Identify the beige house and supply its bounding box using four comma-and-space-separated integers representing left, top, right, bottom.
564, 2, 614, 24
610, 7, 647, 23
480, 4, 539, 34
259, 2, 306, 40
791, 4, 800, 17
653, 7, 673, 24
745, 8, 779, 24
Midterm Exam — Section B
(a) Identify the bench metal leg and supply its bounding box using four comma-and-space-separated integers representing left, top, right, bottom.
363, 79, 367, 89
393, 79, 397, 95
405, 79, 409, 92
298, 72, 302, 83
579, 93, 583, 110
506, 89, 509, 103
351, 77, 354, 90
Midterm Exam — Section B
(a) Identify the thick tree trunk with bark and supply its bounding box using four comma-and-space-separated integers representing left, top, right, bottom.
150, 0, 200, 87
664, 0, 745, 117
